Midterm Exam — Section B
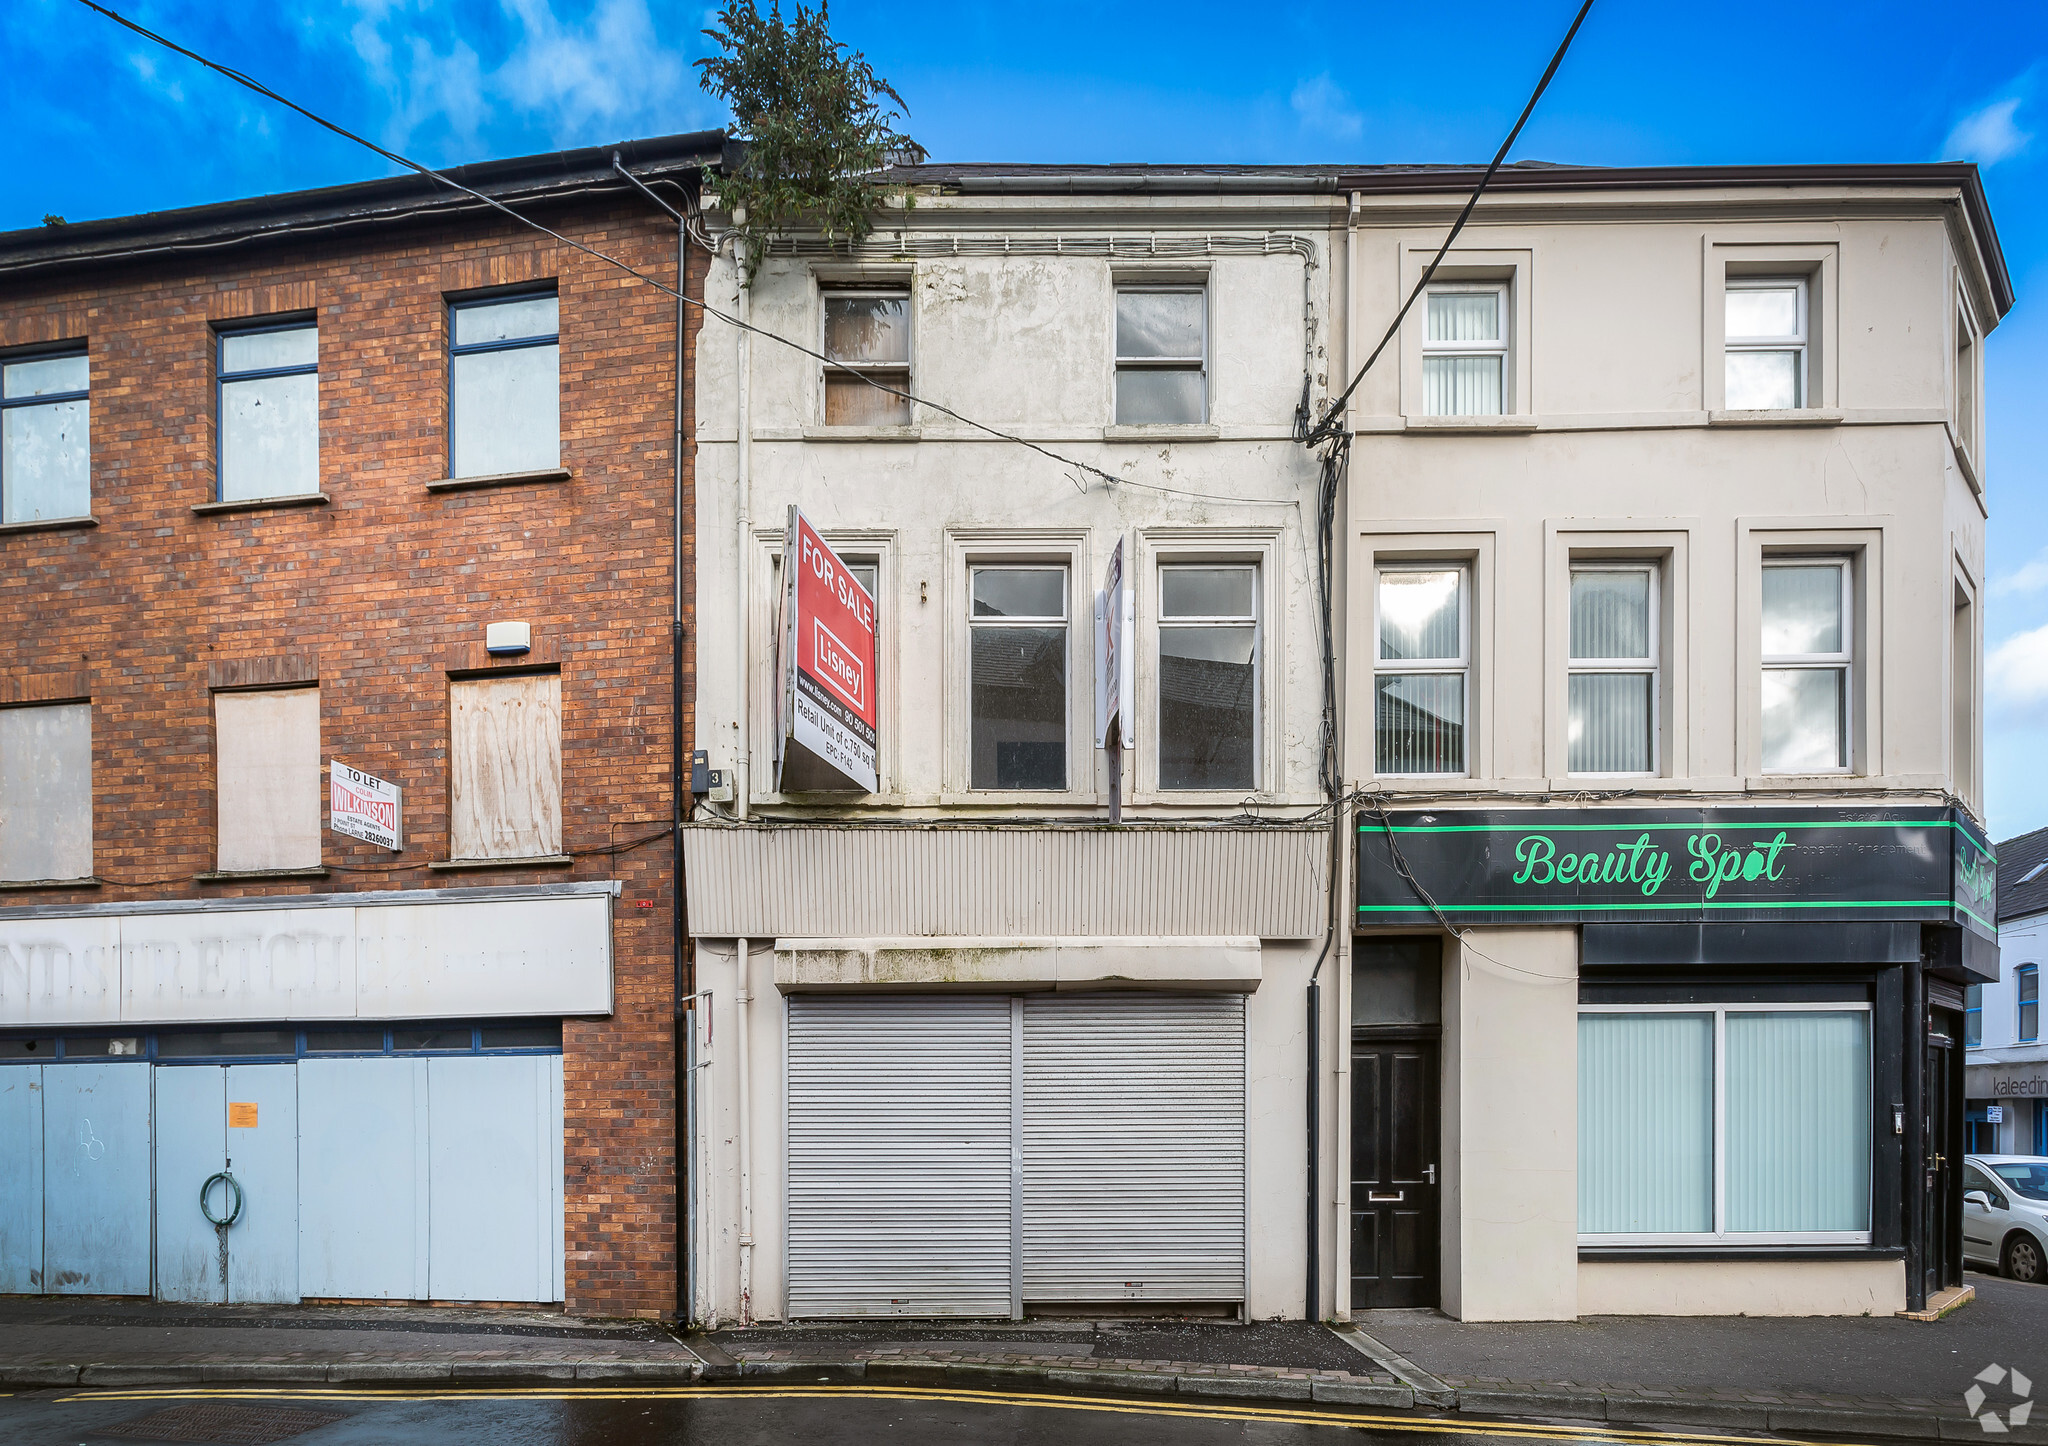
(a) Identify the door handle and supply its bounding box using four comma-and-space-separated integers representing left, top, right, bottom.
1424, 1165, 1437, 1186
1367, 1190, 1405, 1202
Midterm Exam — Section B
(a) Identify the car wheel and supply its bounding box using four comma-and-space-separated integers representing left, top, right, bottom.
2005, 1233, 2047, 1285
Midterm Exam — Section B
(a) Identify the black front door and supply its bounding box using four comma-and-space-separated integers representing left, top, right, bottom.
1926, 1024, 1960, 1294
1351, 1039, 1439, 1308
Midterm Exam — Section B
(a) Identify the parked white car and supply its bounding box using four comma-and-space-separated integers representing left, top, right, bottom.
1964, 1156, 2048, 1284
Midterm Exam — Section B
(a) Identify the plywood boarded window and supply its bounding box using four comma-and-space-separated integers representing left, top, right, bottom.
450, 673, 561, 860
215, 687, 322, 872
0, 702, 92, 882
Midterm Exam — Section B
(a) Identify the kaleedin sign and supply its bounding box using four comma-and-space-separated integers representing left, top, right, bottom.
1357, 806, 1994, 938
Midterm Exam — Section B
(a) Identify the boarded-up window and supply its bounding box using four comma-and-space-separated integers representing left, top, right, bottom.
215, 687, 321, 872
450, 673, 562, 860
0, 702, 92, 882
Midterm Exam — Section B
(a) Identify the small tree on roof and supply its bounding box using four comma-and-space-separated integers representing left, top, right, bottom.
697, 1, 920, 283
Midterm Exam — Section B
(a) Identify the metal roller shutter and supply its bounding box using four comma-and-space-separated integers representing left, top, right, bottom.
1022, 993, 1246, 1304
786, 995, 1016, 1318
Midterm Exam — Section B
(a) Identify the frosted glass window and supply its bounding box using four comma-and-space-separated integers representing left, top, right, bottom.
1115, 287, 1206, 424
1762, 560, 1849, 772
1, 350, 89, 523
1568, 566, 1656, 774
969, 566, 1067, 791
1725, 1012, 1870, 1233
218, 322, 318, 502
823, 291, 911, 426
1581, 1005, 1872, 1242
1422, 286, 1506, 416
1579, 1013, 1713, 1234
450, 293, 560, 478
1158, 565, 1255, 791
1375, 567, 1466, 775
1725, 278, 1807, 410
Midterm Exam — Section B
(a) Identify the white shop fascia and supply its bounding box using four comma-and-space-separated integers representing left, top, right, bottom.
0, 881, 616, 1027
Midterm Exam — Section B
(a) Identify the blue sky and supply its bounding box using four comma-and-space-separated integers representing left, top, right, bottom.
6, 0, 2047, 834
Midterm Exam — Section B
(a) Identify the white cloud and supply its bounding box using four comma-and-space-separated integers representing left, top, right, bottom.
339, 0, 698, 156
1943, 95, 2032, 167
1987, 621, 2048, 711
1291, 73, 1361, 144
1994, 545, 2048, 595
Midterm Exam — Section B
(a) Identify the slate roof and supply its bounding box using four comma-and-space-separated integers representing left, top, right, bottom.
1997, 825, 2048, 924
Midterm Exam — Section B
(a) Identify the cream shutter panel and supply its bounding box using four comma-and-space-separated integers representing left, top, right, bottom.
215, 688, 321, 872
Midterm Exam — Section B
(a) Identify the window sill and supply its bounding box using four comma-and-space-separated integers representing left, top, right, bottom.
1707, 408, 1844, 427
0, 514, 98, 536
0, 876, 101, 891
1580, 1245, 1899, 1262
1103, 423, 1220, 443
799, 426, 922, 443
428, 854, 575, 871
1743, 773, 1862, 790
193, 867, 330, 883
425, 467, 571, 493
192, 493, 329, 516
1403, 415, 1537, 433
1952, 430, 1983, 494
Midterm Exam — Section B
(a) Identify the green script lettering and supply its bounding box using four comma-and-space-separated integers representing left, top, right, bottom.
1514, 835, 1556, 884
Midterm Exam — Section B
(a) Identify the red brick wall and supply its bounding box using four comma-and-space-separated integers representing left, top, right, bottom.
0, 196, 701, 1319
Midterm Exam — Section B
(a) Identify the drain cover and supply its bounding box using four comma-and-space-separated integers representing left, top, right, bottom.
97, 1402, 348, 1444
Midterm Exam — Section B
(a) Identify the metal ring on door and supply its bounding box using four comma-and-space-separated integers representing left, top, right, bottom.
199, 1170, 243, 1227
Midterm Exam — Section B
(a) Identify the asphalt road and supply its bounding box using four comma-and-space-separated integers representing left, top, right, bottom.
0, 1383, 1807, 1446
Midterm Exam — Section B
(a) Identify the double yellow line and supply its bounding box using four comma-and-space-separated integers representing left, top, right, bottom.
51, 1381, 1871, 1446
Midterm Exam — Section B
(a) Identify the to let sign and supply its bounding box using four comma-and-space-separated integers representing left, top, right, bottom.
330, 761, 402, 851
776, 506, 880, 793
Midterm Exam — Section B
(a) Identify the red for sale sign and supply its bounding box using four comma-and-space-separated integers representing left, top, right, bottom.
776, 506, 879, 792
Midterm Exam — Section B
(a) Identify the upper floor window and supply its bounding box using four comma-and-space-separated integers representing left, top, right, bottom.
1569, 564, 1657, 776
218, 321, 318, 503
1375, 565, 1467, 776
0, 701, 91, 883
450, 671, 562, 861
449, 291, 559, 479
2022, 965, 2041, 1045
1965, 984, 1984, 1048
1423, 286, 1506, 416
213, 686, 320, 873
969, 565, 1067, 791
1157, 565, 1256, 791
1956, 303, 1979, 458
1725, 278, 1807, 410
1, 349, 89, 523
823, 290, 911, 426
1761, 559, 1850, 773
1115, 286, 1206, 425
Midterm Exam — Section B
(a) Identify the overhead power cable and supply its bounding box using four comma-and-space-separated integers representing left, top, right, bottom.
1311, 0, 1596, 439
73, 0, 1294, 507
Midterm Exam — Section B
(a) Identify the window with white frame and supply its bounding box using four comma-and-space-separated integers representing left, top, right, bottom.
2022, 965, 2041, 1045
1956, 303, 1978, 457
1114, 286, 1206, 425
822, 290, 911, 426
1761, 558, 1850, 773
1422, 285, 1506, 416
1374, 566, 1467, 776
1579, 1004, 1872, 1243
449, 291, 560, 479
1724, 277, 1808, 410
1157, 564, 1256, 791
217, 320, 318, 502
968, 565, 1067, 790
1569, 564, 1657, 775
1, 348, 89, 524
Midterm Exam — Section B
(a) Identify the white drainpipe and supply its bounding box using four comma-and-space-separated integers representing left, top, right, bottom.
735, 936, 754, 1324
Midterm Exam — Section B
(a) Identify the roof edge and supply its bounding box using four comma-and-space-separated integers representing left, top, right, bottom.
0, 129, 727, 280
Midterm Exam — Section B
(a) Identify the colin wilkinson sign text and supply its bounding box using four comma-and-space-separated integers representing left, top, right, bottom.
330, 761, 401, 851
776, 506, 880, 793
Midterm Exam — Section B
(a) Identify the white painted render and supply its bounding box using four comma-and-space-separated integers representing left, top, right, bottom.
772, 936, 1262, 992
686, 173, 2005, 1326
1577, 1258, 1906, 1316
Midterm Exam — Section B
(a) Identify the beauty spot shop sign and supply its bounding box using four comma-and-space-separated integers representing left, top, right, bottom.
1356, 805, 1994, 932
775, 506, 880, 793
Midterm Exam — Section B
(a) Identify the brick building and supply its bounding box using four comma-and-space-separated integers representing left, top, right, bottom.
0, 132, 716, 1318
